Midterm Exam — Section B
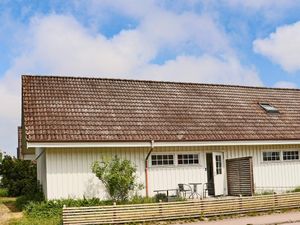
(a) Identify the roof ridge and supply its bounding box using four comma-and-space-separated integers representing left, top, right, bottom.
21, 74, 300, 91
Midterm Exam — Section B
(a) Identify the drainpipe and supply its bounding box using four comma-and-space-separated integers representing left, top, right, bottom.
145, 140, 154, 197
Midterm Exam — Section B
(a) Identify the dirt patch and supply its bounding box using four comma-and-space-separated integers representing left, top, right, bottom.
0, 199, 23, 225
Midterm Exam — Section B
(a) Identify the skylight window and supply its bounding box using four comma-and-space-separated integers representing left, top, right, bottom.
259, 103, 279, 113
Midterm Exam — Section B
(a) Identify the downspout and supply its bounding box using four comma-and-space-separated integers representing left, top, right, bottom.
145, 140, 154, 197
35, 149, 45, 161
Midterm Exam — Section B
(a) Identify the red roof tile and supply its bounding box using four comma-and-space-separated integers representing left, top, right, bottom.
22, 75, 300, 143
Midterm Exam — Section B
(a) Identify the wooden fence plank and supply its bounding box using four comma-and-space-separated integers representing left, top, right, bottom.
63, 192, 300, 225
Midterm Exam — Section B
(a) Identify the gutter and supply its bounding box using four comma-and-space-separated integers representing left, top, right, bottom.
26, 139, 300, 148
145, 140, 154, 197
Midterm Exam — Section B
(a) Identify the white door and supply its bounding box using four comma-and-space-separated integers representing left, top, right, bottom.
212, 152, 225, 196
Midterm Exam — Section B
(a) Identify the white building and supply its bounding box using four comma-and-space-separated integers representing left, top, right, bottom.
22, 75, 300, 200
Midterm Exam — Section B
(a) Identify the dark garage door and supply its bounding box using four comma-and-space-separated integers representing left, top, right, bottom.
226, 157, 254, 196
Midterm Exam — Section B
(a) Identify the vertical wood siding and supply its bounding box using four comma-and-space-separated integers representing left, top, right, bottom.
46, 148, 148, 199
45, 144, 300, 199
36, 148, 47, 196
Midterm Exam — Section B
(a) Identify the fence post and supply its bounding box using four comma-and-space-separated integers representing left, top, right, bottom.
159, 200, 162, 217
113, 202, 117, 223
200, 199, 205, 219
274, 192, 278, 210
239, 195, 243, 212
62, 205, 66, 224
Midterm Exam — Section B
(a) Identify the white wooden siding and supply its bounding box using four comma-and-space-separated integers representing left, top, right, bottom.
43, 145, 300, 199
35, 148, 47, 195
45, 148, 148, 200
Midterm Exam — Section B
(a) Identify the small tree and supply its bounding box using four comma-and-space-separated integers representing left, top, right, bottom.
0, 155, 42, 198
92, 156, 142, 201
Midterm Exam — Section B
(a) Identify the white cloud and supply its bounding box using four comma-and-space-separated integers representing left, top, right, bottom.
273, 81, 297, 89
223, 0, 300, 21
0, 9, 262, 155
139, 55, 261, 85
253, 21, 300, 73
225, 0, 297, 10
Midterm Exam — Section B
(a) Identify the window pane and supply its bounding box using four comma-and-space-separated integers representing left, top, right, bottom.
283, 151, 299, 160
177, 154, 199, 165
263, 151, 280, 161
151, 154, 174, 166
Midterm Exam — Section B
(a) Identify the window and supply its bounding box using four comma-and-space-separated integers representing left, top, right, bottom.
259, 103, 279, 113
263, 151, 280, 161
215, 155, 222, 174
283, 151, 299, 161
178, 154, 199, 165
151, 154, 174, 166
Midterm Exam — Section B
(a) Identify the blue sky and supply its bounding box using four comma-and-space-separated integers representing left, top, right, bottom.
1, 0, 300, 155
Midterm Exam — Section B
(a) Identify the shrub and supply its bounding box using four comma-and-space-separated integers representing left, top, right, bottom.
0, 188, 8, 197
129, 195, 156, 204
155, 193, 168, 202
0, 155, 42, 197
16, 191, 44, 211
289, 186, 300, 193
22, 196, 157, 219
92, 156, 143, 201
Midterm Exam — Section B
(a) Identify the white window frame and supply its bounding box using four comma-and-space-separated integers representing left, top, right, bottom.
261, 149, 300, 163
283, 150, 300, 161
150, 152, 201, 167
177, 153, 200, 166
150, 153, 175, 167
262, 150, 281, 162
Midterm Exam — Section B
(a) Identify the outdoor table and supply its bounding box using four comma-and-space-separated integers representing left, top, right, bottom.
153, 189, 178, 198
189, 183, 202, 199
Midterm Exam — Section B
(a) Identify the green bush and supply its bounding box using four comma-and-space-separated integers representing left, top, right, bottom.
16, 191, 44, 211
0, 155, 42, 197
129, 195, 156, 204
155, 193, 168, 202
23, 198, 110, 218
22, 196, 157, 219
92, 156, 143, 201
293, 187, 300, 192
0, 188, 8, 197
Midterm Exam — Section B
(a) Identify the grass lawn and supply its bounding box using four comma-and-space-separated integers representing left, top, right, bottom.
0, 188, 60, 225
8, 216, 61, 225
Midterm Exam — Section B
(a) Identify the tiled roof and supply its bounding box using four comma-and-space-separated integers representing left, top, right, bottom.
22, 75, 300, 143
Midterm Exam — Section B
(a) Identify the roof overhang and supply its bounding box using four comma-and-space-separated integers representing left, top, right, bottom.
27, 140, 300, 148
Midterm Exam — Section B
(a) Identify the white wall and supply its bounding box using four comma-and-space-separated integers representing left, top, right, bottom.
44, 144, 300, 199
45, 148, 148, 200
36, 148, 47, 196
225, 145, 300, 193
